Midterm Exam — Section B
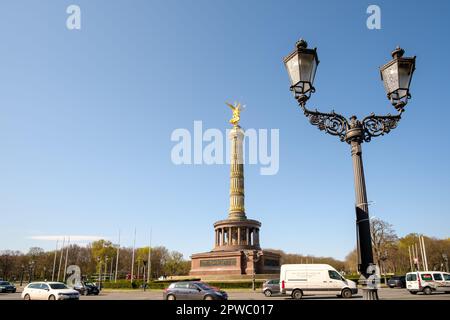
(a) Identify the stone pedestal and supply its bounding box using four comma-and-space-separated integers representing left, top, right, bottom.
190, 249, 280, 277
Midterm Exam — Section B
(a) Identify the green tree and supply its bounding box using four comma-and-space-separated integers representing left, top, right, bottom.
164, 251, 190, 276
344, 248, 358, 274
370, 218, 398, 266
90, 240, 115, 277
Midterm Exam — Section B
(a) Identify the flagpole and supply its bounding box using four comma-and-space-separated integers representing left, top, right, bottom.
408, 245, 413, 271
115, 230, 120, 282
51, 239, 59, 281
147, 228, 152, 282
415, 244, 419, 270
63, 237, 70, 282
57, 237, 65, 282
421, 235, 429, 271
130, 228, 136, 283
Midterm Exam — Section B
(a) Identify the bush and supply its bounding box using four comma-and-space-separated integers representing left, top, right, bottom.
101, 280, 133, 289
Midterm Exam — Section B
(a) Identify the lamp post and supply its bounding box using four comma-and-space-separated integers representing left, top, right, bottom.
20, 264, 25, 286
245, 250, 262, 291
28, 261, 35, 283
380, 251, 388, 287
443, 254, 449, 273
97, 257, 102, 290
104, 256, 109, 282
143, 260, 148, 291
283, 39, 416, 300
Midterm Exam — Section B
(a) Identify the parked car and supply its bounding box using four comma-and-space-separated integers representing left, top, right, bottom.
280, 264, 358, 299
163, 281, 228, 300
262, 279, 280, 297
0, 281, 16, 293
406, 271, 450, 295
387, 275, 406, 288
21, 282, 80, 300
73, 282, 100, 296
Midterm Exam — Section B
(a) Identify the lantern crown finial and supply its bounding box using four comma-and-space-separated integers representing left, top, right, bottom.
296, 39, 308, 49
391, 46, 405, 59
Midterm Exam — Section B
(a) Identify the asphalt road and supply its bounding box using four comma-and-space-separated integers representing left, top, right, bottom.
1, 288, 449, 300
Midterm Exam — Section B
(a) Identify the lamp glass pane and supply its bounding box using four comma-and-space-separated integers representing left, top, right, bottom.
298, 52, 315, 83
310, 56, 317, 85
381, 62, 399, 95
398, 61, 413, 92
396, 89, 408, 100
303, 82, 311, 93
285, 53, 300, 85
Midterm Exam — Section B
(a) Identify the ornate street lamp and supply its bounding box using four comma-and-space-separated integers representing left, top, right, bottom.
143, 260, 148, 291
245, 250, 262, 291
28, 261, 35, 283
380, 47, 416, 112
284, 39, 319, 101
380, 251, 388, 287
283, 39, 416, 300
20, 264, 25, 286
104, 256, 109, 282
443, 254, 449, 273
97, 256, 102, 289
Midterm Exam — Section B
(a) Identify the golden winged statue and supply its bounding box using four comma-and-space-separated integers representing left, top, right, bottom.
226, 102, 244, 126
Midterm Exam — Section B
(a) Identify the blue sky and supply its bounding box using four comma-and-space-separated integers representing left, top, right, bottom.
0, 0, 449, 260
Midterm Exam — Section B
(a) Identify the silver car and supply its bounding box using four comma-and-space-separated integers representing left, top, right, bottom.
163, 281, 228, 300
262, 279, 280, 297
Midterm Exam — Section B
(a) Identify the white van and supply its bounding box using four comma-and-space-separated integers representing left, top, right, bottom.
280, 264, 358, 299
406, 271, 450, 295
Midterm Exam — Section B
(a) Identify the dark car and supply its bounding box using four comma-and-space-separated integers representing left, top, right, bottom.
0, 281, 17, 293
262, 279, 280, 297
163, 281, 228, 300
388, 276, 406, 288
73, 282, 100, 295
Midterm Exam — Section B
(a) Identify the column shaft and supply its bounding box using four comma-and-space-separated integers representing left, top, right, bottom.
228, 127, 246, 219
351, 140, 374, 277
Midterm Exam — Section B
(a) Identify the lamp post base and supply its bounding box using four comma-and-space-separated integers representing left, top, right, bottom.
359, 272, 380, 300
362, 288, 379, 300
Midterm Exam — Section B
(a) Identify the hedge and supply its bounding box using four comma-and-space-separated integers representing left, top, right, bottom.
100, 279, 264, 290
98, 276, 390, 290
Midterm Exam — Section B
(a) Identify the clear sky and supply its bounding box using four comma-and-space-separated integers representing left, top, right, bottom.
0, 0, 449, 261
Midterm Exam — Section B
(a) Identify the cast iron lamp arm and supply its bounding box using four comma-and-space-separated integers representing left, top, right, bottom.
298, 100, 349, 142
298, 98, 403, 143
361, 112, 402, 142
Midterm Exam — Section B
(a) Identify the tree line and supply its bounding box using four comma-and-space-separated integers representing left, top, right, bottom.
345, 218, 450, 275
0, 240, 190, 282
1, 218, 449, 282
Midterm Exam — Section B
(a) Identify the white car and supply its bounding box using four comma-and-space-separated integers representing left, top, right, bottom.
21, 282, 80, 300
280, 264, 358, 299
406, 271, 450, 295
